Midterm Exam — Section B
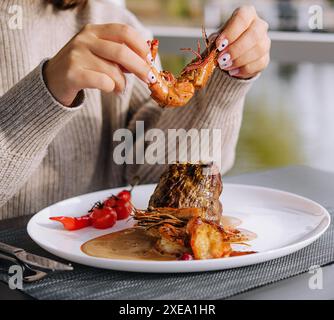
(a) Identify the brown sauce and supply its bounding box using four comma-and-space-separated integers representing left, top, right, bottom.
81, 228, 176, 261
220, 215, 242, 228
81, 216, 257, 261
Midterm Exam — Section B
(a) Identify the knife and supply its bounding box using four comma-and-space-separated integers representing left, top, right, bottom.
0, 241, 73, 271
0, 252, 48, 282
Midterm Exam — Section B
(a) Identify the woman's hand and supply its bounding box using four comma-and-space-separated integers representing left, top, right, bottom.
44, 24, 154, 106
215, 6, 271, 79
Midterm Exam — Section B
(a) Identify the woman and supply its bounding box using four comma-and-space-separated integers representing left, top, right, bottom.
0, 0, 270, 220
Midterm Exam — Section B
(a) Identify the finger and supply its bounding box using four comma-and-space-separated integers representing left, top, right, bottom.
221, 37, 271, 71
90, 54, 126, 92
77, 69, 115, 92
217, 19, 269, 66
208, 32, 219, 44
84, 23, 152, 63
90, 38, 151, 83
229, 54, 270, 79
120, 66, 131, 73
216, 6, 257, 51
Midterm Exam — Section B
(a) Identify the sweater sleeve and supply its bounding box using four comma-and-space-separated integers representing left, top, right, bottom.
0, 60, 83, 206
125, 69, 258, 183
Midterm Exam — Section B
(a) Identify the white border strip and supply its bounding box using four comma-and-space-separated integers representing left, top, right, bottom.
149, 26, 334, 64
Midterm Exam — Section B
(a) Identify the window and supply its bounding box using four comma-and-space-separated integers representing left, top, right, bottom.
127, 0, 334, 32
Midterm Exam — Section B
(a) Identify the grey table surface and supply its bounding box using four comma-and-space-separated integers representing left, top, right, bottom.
226, 165, 334, 300
0, 165, 333, 300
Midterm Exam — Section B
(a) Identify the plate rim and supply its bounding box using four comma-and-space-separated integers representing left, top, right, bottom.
27, 183, 331, 273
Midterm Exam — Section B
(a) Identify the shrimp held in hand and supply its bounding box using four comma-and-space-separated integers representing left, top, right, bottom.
147, 29, 219, 108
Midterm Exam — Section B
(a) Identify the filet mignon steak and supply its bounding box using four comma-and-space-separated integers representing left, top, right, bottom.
148, 162, 223, 223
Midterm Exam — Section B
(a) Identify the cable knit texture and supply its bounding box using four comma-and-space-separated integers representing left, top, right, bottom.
0, 0, 257, 220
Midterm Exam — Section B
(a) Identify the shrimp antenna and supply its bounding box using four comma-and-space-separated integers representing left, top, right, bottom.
180, 47, 202, 60
202, 25, 210, 48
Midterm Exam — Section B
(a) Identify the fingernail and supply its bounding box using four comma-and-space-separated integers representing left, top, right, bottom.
219, 60, 233, 70
146, 53, 154, 65
218, 53, 231, 66
217, 38, 229, 51
147, 70, 157, 84
229, 69, 240, 77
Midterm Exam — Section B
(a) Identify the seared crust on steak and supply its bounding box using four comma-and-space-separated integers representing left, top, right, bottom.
148, 162, 222, 223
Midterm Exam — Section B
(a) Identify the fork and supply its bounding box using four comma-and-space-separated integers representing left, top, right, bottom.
0, 252, 47, 283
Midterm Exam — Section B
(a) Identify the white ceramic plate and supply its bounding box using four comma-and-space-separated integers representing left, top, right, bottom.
27, 184, 330, 273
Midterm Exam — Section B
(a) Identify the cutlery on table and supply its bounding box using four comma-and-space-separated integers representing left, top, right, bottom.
0, 252, 48, 282
0, 241, 73, 272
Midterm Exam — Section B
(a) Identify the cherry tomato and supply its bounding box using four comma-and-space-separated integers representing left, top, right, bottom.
117, 190, 131, 202
104, 196, 117, 208
90, 206, 117, 229
180, 253, 194, 261
114, 200, 133, 220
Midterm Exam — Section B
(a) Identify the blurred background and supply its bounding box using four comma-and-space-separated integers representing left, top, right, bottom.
121, 0, 334, 175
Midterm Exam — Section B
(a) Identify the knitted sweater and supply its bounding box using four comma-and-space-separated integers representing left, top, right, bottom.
0, 0, 257, 220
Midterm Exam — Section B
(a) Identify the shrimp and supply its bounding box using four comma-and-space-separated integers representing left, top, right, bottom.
147, 28, 220, 108
134, 208, 256, 259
